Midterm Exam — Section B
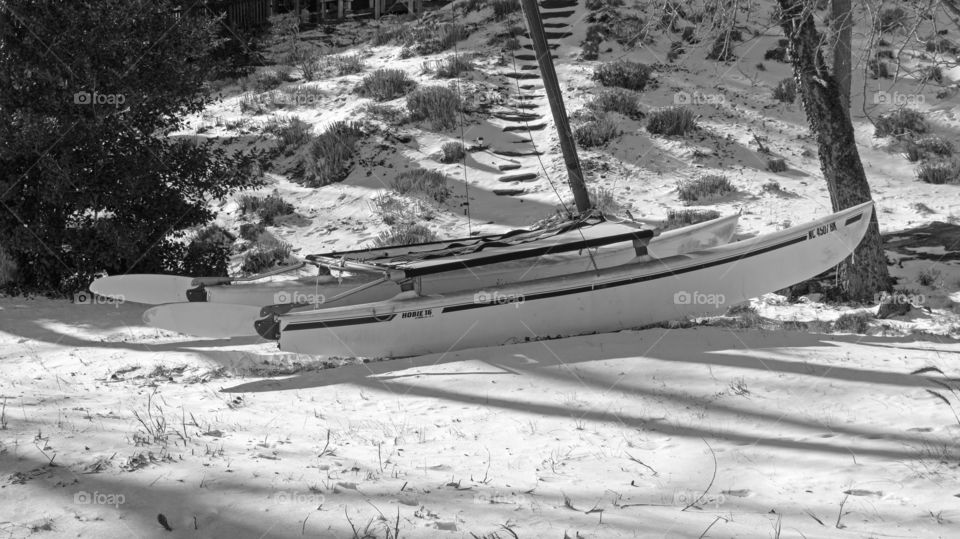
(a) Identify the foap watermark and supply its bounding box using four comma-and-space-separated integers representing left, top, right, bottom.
73, 291, 124, 307
674, 290, 725, 308
473, 290, 525, 307
674, 91, 725, 106
75, 491, 125, 507
873, 91, 924, 106
875, 290, 926, 307
74, 91, 125, 106
273, 291, 326, 305
272, 491, 325, 505
673, 489, 726, 508
244, 91, 323, 109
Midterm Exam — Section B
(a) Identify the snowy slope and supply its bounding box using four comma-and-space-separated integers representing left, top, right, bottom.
3, 0, 960, 537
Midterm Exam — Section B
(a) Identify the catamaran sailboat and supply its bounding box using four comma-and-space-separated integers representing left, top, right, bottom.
92, 0, 875, 359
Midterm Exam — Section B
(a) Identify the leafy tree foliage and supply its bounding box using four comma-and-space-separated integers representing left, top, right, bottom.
0, 0, 264, 292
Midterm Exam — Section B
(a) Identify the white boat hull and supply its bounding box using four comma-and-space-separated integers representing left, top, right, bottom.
140, 215, 741, 338
276, 203, 872, 358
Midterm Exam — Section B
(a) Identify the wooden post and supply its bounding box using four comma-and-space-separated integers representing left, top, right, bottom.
407, 0, 413, 15
518, 0, 591, 213
337, 0, 344, 19
374, 0, 380, 19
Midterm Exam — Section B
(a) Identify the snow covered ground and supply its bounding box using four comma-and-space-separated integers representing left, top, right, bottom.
3, 0, 960, 537
1, 297, 959, 537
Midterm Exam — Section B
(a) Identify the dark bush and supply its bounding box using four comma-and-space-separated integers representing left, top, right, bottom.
586, 87, 644, 119
764, 46, 787, 62
586, 0, 624, 8
661, 208, 721, 230
392, 169, 451, 203
326, 53, 365, 76
264, 116, 312, 154
357, 69, 416, 101
238, 193, 295, 225
433, 55, 474, 78
772, 78, 797, 103
677, 175, 734, 202
457, 0, 486, 12
646, 106, 696, 136
876, 7, 907, 33
361, 103, 406, 124
607, 15, 648, 47
240, 67, 295, 93
406, 86, 460, 130
905, 136, 954, 162
440, 141, 466, 163
399, 23, 469, 58
667, 40, 685, 62
868, 59, 890, 79
492, 0, 520, 19
373, 223, 438, 247
593, 60, 653, 91
922, 65, 943, 83
767, 158, 788, 172
588, 187, 621, 215
182, 224, 235, 277
926, 37, 959, 54
241, 240, 292, 274
706, 34, 736, 61
916, 159, 960, 184
874, 109, 928, 138
574, 113, 621, 147
582, 24, 604, 60
833, 312, 873, 334
239, 222, 267, 242
762, 180, 784, 193
297, 121, 366, 186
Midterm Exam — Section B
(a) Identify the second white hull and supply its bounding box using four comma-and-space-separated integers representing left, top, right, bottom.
142, 215, 739, 338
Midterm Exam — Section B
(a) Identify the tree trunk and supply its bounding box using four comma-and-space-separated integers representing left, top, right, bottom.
831, 0, 852, 111
777, 0, 891, 300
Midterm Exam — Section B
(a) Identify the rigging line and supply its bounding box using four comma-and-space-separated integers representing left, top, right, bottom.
508, 30, 600, 274
508, 45, 570, 219
452, 9, 472, 236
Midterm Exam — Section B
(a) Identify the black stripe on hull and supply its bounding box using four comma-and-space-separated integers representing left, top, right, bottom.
286, 313, 397, 332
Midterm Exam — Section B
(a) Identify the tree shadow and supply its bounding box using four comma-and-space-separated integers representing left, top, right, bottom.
222, 328, 958, 461
0, 300, 280, 364
0, 451, 698, 538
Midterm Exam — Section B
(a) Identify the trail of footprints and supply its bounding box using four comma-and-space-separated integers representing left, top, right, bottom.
489, 0, 578, 197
